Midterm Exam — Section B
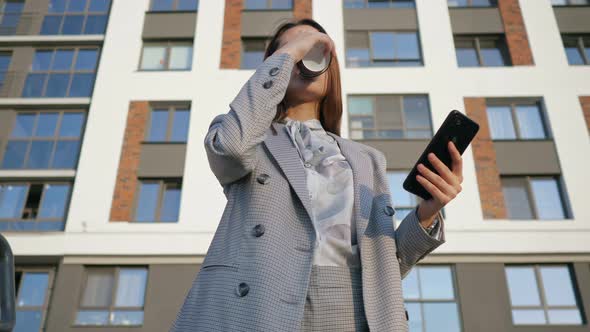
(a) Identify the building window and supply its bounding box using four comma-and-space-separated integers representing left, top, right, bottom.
2, 111, 86, 169
0, 0, 24, 35
348, 94, 432, 139
486, 102, 547, 140
146, 105, 190, 142
388, 170, 420, 221
562, 35, 590, 65
345, 31, 422, 67
551, 0, 590, 5
150, 0, 198, 11
241, 37, 270, 69
454, 35, 511, 67
403, 265, 463, 332
14, 269, 52, 332
0, 52, 12, 90
0, 182, 71, 231
75, 267, 148, 326
139, 41, 193, 71
134, 179, 182, 222
41, 0, 111, 35
344, 0, 415, 8
501, 176, 567, 220
505, 264, 584, 325
243, 0, 293, 10
22, 48, 99, 98
448, 0, 497, 7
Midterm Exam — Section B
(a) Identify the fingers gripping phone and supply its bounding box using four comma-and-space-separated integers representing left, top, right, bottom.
402, 110, 480, 201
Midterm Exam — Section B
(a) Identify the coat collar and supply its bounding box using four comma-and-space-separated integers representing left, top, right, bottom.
262, 122, 371, 250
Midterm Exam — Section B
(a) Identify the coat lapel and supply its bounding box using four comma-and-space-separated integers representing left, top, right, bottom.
263, 122, 371, 250
262, 123, 314, 223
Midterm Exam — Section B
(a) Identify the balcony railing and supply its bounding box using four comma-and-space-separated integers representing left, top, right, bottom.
0, 234, 15, 332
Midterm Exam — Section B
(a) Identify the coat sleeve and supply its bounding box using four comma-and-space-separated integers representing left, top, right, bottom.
203, 51, 296, 186
373, 150, 446, 279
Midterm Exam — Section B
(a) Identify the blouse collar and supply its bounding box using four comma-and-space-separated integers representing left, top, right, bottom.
283, 116, 325, 132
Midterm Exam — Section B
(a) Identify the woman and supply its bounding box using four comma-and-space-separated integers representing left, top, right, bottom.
171, 18, 463, 332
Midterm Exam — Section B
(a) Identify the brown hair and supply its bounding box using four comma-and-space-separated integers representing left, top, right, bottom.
264, 18, 343, 136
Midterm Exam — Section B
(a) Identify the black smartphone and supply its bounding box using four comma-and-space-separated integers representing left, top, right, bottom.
402, 110, 480, 200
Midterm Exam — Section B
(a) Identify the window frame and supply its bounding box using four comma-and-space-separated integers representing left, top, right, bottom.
132, 178, 183, 223
562, 34, 590, 65
343, 0, 416, 9
347, 94, 433, 139
41, 0, 112, 35
504, 263, 585, 326
14, 267, 55, 332
454, 34, 511, 67
2, 110, 87, 169
402, 264, 463, 330
0, 181, 72, 224
242, 0, 293, 10
486, 100, 549, 140
240, 37, 271, 69
144, 103, 191, 143
138, 40, 193, 71
148, 0, 199, 11
74, 266, 149, 327
551, 0, 590, 6
23, 47, 100, 97
500, 175, 568, 220
447, 0, 498, 7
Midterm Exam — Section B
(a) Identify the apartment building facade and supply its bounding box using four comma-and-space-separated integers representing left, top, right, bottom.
1, 0, 589, 331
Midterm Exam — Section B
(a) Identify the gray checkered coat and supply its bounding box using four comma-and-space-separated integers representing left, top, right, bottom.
170, 51, 446, 332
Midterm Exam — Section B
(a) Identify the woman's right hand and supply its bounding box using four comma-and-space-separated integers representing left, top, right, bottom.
274, 30, 335, 63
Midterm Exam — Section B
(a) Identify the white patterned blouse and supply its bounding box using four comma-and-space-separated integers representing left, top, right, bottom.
282, 116, 442, 267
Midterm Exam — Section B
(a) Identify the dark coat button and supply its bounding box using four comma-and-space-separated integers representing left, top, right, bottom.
252, 224, 265, 237
256, 173, 270, 184
384, 205, 395, 216
237, 282, 249, 297
263, 80, 273, 89
269, 67, 280, 76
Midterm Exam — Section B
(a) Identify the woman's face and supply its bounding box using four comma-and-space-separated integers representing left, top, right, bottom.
276, 25, 330, 107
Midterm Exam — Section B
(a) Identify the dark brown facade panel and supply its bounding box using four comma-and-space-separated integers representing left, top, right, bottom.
109, 101, 150, 222
138, 144, 187, 177
241, 11, 293, 37
497, 0, 534, 66
553, 7, 590, 34
493, 140, 561, 175
220, 0, 244, 69
142, 12, 197, 39
361, 139, 431, 170
464, 97, 507, 219
580, 96, 590, 135
449, 7, 504, 34
343, 8, 418, 30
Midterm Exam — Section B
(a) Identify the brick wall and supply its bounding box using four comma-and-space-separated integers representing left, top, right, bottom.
464, 98, 507, 219
498, 0, 534, 66
220, 0, 243, 69
294, 0, 312, 19
109, 101, 149, 222
580, 96, 590, 135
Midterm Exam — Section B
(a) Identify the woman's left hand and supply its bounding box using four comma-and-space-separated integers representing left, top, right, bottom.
415, 140, 464, 227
